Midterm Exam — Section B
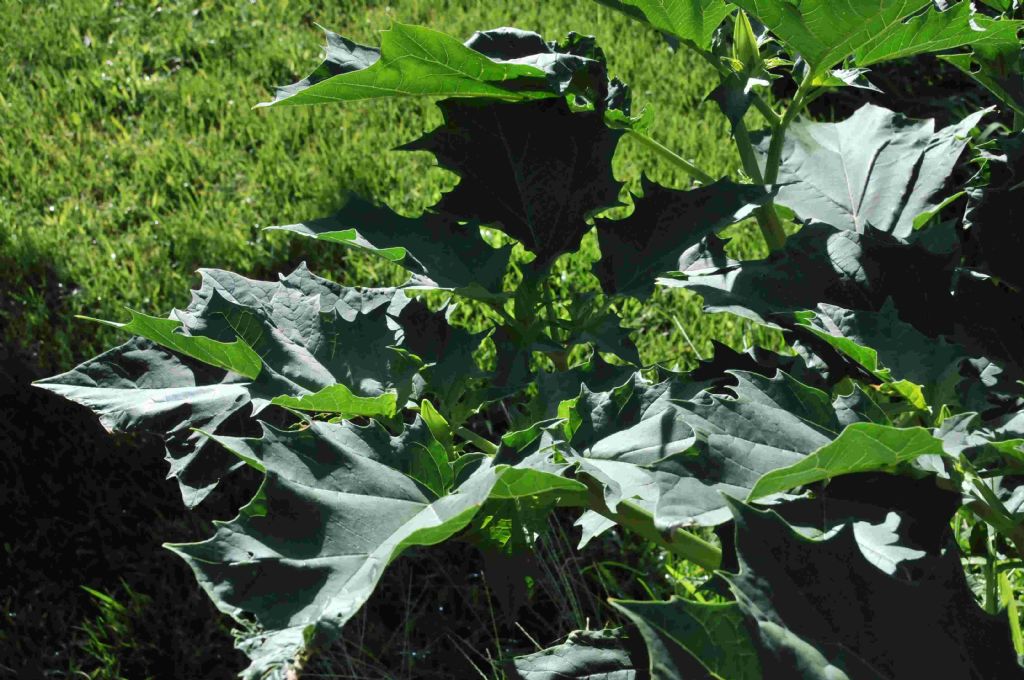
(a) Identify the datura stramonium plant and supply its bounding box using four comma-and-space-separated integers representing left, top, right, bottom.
37, 2, 1024, 677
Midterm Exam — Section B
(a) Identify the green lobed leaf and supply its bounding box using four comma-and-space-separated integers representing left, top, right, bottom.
732, 0, 1017, 80
943, 46, 1024, 117
38, 264, 468, 505
33, 338, 250, 507
979, 0, 1015, 12
964, 133, 1024, 289
170, 419, 585, 679
268, 195, 512, 298
664, 222, 954, 331
650, 370, 846, 527
794, 301, 969, 410
270, 384, 398, 418
464, 27, 636, 111
590, 0, 734, 49
756, 104, 985, 238
612, 597, 761, 680
183, 278, 415, 411
83, 309, 262, 379
403, 97, 625, 267
393, 301, 487, 421
259, 23, 552, 107
950, 271, 1024, 385
855, 3, 1024, 68
559, 368, 877, 529
663, 207, 1024, 391
594, 178, 772, 299
749, 423, 946, 499
526, 353, 638, 425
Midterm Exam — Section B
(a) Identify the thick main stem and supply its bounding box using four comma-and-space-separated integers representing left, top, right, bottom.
733, 121, 787, 252
746, 82, 816, 252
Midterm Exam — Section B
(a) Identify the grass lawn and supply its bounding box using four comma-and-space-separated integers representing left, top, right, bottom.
1, 0, 779, 377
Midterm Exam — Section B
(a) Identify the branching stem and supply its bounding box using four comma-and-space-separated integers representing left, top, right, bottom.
734, 121, 788, 251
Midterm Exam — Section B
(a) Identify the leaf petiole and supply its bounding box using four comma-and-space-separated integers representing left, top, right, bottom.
455, 426, 498, 455
625, 130, 716, 185
750, 92, 783, 130
563, 474, 723, 571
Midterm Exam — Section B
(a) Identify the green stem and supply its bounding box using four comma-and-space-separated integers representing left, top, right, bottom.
625, 130, 716, 185
964, 499, 1024, 561
999, 570, 1024, 655
763, 82, 814, 186
690, 44, 791, 251
732, 120, 764, 183
606, 499, 723, 572
733, 121, 787, 251
986, 547, 999, 615
750, 92, 783, 130
1014, 111, 1024, 134
456, 427, 498, 456
566, 475, 723, 571
755, 206, 787, 252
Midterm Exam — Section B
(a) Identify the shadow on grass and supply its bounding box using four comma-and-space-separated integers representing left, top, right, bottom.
0, 346, 248, 678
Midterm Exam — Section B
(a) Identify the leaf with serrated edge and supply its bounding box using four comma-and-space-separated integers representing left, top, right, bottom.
795, 301, 968, 409
595, 179, 771, 299
650, 370, 842, 527
268, 195, 511, 298
560, 369, 871, 529
40, 265, 426, 505
590, 0, 733, 48
731, 0, 1016, 80
34, 338, 250, 507
403, 98, 624, 267
270, 384, 397, 418
749, 423, 945, 499
723, 500, 1021, 678
665, 222, 954, 330
83, 310, 262, 379
612, 597, 761, 680
259, 23, 551, 107
855, 4, 1023, 68
169, 420, 585, 679
943, 48, 1024, 117
756, 104, 986, 238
